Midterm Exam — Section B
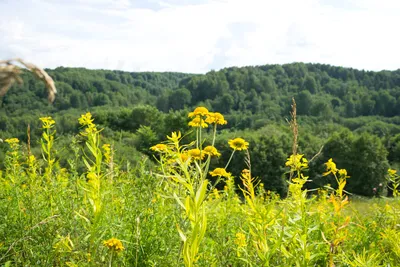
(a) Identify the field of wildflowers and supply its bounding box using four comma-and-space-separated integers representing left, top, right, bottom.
1, 106, 400, 267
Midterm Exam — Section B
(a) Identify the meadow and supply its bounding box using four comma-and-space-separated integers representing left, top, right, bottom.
0, 105, 399, 267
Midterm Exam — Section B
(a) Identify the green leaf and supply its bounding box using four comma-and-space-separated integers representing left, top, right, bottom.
195, 179, 208, 208
173, 193, 186, 211
176, 224, 186, 242
74, 211, 91, 224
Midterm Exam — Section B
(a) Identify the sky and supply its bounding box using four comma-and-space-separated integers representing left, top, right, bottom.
1, 0, 399, 73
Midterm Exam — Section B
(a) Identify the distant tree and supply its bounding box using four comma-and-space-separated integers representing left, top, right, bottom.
311, 100, 333, 119
303, 75, 318, 94
296, 90, 313, 115
167, 88, 191, 110
129, 105, 163, 133
344, 98, 356, 117
156, 92, 170, 112
136, 125, 158, 155
70, 93, 82, 108
213, 93, 234, 114
359, 94, 375, 116
387, 134, 400, 163
250, 135, 291, 197
93, 93, 111, 106
314, 131, 389, 196
261, 76, 277, 94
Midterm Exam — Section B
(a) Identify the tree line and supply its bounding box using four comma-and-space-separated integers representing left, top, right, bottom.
1, 63, 399, 197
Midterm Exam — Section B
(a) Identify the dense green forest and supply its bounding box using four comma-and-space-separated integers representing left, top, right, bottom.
1, 63, 400, 196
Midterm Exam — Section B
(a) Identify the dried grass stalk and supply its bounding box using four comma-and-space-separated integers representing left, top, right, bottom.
0, 58, 57, 102
289, 97, 298, 156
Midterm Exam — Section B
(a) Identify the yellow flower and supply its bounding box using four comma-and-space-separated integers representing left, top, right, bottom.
205, 112, 227, 125
150, 144, 168, 152
188, 106, 209, 118
323, 158, 338, 176
188, 148, 205, 160
78, 112, 94, 126
188, 117, 208, 128
5, 138, 19, 144
166, 158, 176, 165
179, 152, 190, 163
167, 131, 182, 143
84, 124, 98, 135
285, 154, 308, 171
87, 172, 98, 181
209, 168, 231, 178
103, 238, 124, 253
39, 116, 56, 129
5, 138, 20, 150
388, 168, 397, 176
102, 143, 111, 152
228, 138, 249, 151
212, 188, 220, 199
338, 169, 348, 178
242, 169, 250, 175
102, 144, 111, 163
203, 146, 221, 157
28, 155, 36, 163
234, 232, 247, 247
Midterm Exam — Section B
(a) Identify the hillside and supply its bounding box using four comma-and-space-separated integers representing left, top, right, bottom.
1, 62, 400, 196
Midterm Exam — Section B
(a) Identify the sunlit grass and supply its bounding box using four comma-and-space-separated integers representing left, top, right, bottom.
0, 108, 399, 267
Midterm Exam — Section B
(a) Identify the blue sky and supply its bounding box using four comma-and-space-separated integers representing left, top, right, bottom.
1, 0, 399, 73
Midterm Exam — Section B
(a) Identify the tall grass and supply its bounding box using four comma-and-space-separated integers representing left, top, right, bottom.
0, 106, 399, 267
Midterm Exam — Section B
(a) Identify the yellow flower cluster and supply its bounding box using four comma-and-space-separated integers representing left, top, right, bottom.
39, 116, 55, 129
323, 158, 348, 178
188, 117, 208, 128
206, 112, 227, 125
78, 112, 94, 126
228, 138, 249, 151
179, 152, 189, 162
103, 238, 124, 253
167, 131, 181, 143
388, 168, 397, 177
212, 188, 220, 199
5, 138, 19, 145
188, 107, 227, 128
187, 148, 205, 160
78, 112, 97, 135
285, 154, 308, 172
209, 168, 231, 178
323, 158, 337, 175
186, 147, 221, 161
338, 169, 348, 177
234, 232, 247, 247
5, 138, 20, 150
150, 144, 168, 152
188, 107, 209, 118
87, 172, 98, 183
102, 144, 111, 164
203, 146, 221, 157
150, 140, 221, 165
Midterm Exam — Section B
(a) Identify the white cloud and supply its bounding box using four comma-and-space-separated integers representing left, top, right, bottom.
0, 0, 399, 72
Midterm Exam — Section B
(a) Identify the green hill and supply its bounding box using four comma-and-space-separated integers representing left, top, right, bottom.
1, 62, 400, 196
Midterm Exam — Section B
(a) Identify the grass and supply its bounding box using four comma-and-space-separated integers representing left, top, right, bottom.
0, 107, 399, 267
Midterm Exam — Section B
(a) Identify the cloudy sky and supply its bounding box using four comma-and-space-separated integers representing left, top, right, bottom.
1, 0, 399, 73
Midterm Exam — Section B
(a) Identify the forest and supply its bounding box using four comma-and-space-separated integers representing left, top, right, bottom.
1, 62, 398, 197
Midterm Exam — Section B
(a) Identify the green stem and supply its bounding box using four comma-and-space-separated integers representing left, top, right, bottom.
211, 124, 217, 146
225, 150, 236, 170
109, 251, 113, 267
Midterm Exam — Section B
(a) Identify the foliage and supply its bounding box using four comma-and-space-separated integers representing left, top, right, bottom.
2, 63, 400, 196
1, 111, 400, 267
